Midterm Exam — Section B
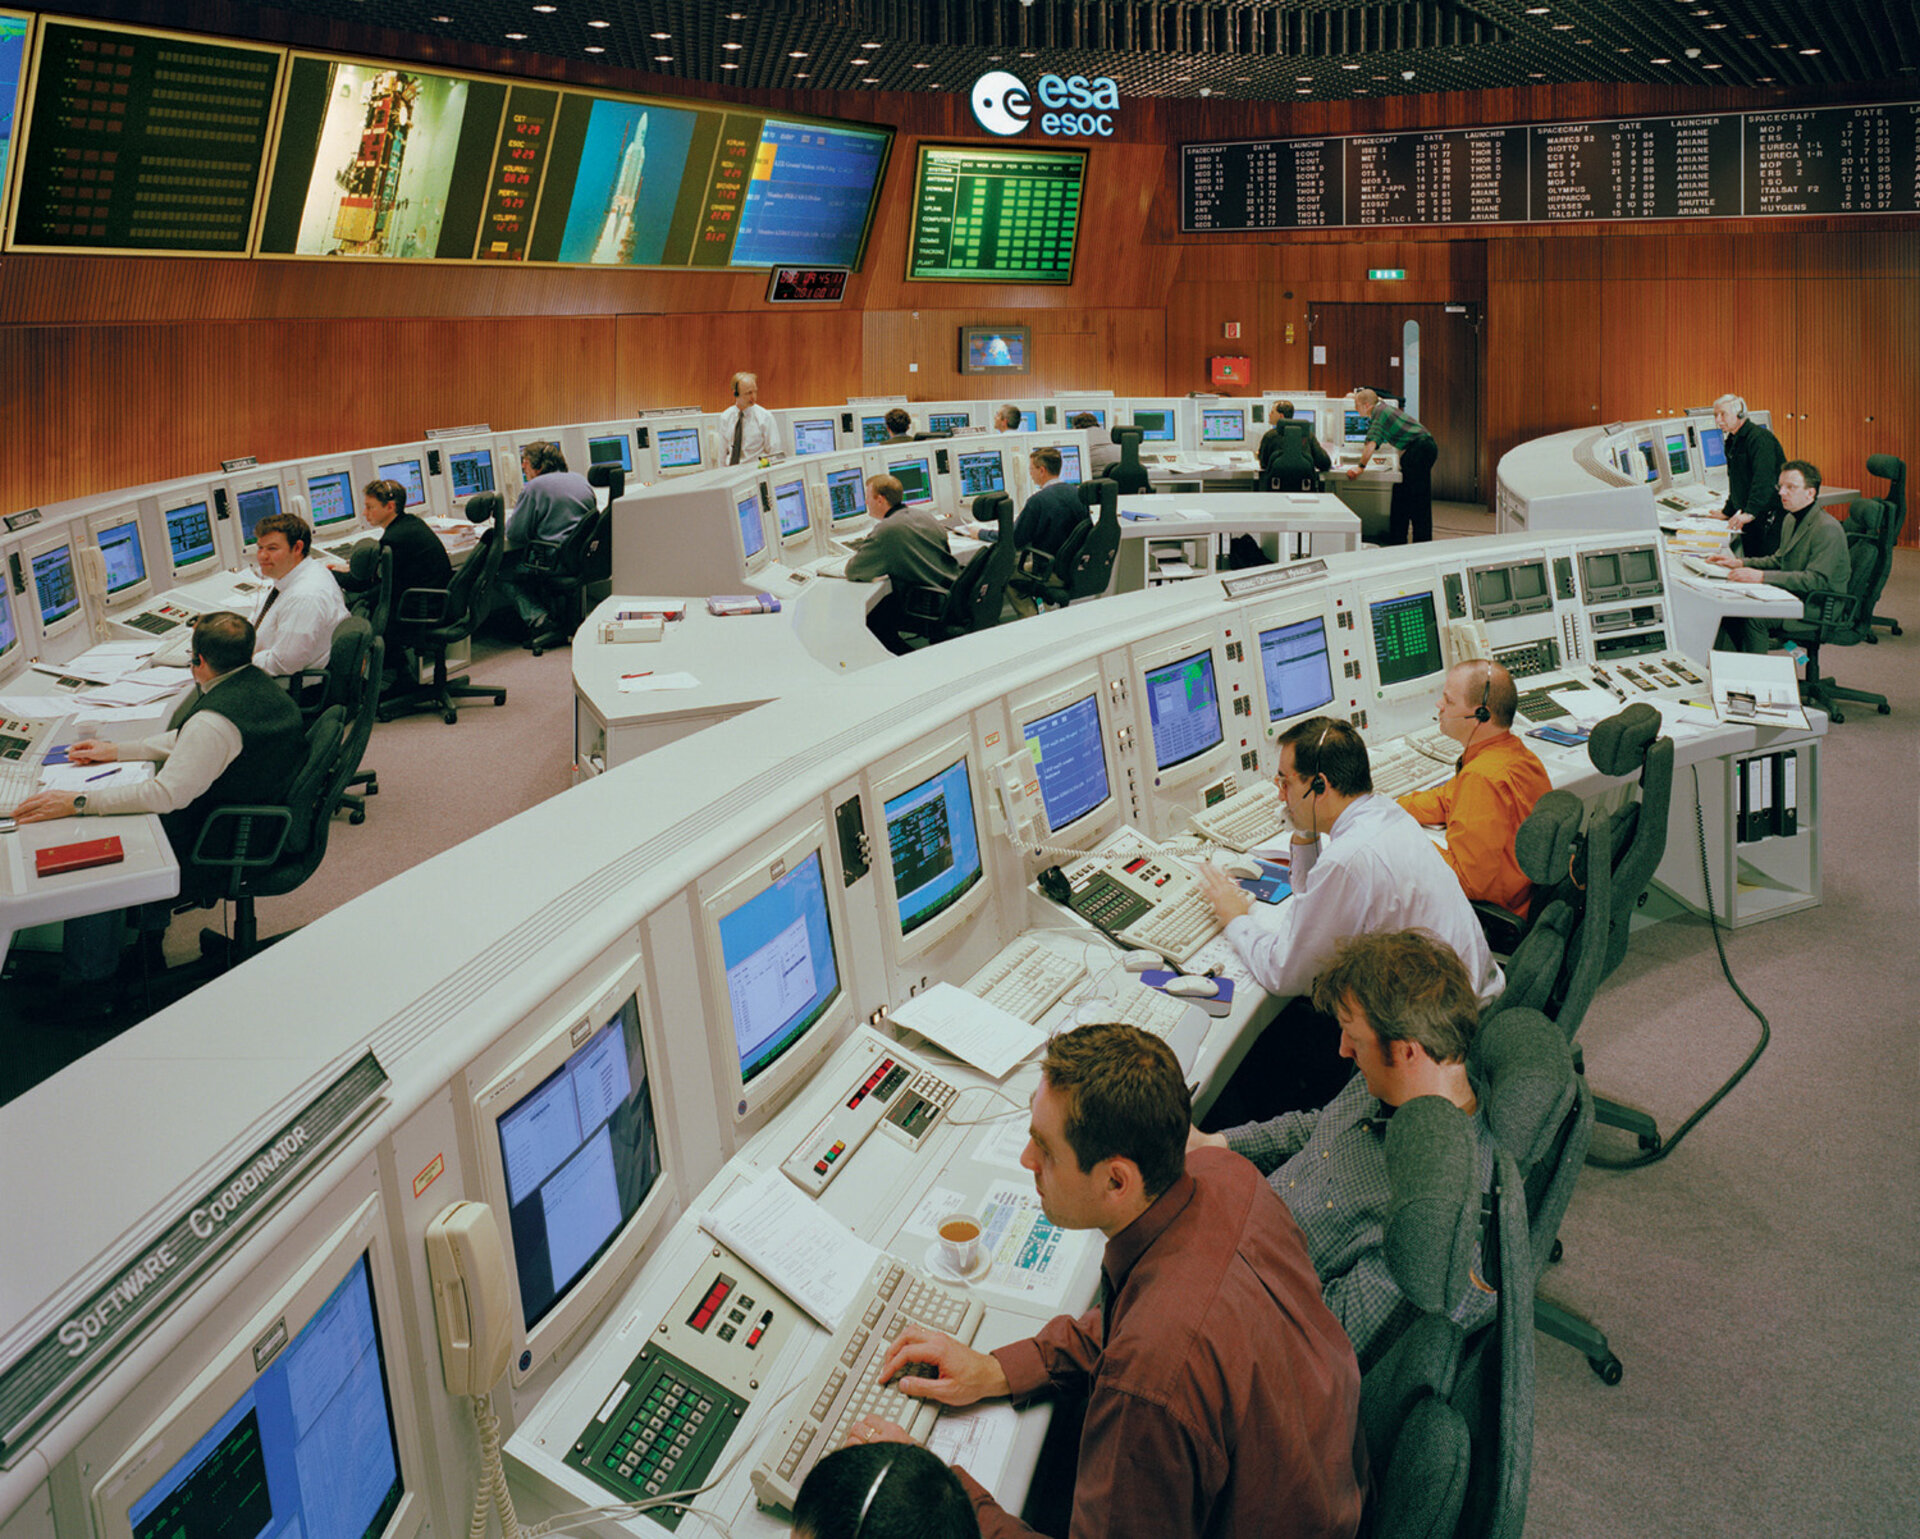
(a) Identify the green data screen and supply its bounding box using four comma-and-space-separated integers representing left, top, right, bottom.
907, 144, 1085, 285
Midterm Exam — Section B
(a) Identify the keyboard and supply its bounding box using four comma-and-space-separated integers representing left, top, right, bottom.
0, 713, 62, 815
1189, 781, 1287, 852
1120, 887, 1221, 962
750, 1255, 982, 1512
1681, 555, 1728, 580
125, 610, 180, 635
816, 557, 851, 579
1405, 726, 1461, 765
1090, 984, 1198, 1041
966, 936, 1087, 1022
1515, 686, 1573, 721
1369, 738, 1450, 799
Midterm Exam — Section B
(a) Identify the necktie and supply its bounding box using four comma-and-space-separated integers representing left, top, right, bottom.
260, 585, 281, 620
730, 412, 745, 466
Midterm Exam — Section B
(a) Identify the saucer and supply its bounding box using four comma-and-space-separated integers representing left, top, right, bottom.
924, 1240, 988, 1287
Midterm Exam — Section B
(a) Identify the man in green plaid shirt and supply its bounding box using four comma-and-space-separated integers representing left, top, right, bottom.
1347, 387, 1440, 546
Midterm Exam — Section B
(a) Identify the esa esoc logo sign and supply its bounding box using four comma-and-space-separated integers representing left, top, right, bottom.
971, 70, 1119, 139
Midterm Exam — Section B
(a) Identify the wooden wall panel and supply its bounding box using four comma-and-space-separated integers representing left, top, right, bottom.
857, 309, 1165, 403
611, 312, 867, 416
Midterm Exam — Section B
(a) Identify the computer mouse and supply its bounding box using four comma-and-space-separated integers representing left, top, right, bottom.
1121, 950, 1162, 973
1220, 859, 1261, 880
1164, 975, 1221, 999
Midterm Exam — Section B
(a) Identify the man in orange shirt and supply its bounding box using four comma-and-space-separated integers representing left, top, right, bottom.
1398, 659, 1552, 917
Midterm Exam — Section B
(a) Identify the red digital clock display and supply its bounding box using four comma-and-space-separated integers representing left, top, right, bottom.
766, 266, 851, 303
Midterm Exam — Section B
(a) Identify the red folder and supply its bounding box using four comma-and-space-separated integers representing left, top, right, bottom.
35, 836, 126, 877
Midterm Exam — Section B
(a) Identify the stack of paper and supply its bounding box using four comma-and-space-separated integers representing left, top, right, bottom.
889, 983, 1046, 1079
700, 1170, 880, 1328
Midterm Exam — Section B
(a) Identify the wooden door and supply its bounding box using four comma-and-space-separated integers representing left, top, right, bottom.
1307, 302, 1482, 502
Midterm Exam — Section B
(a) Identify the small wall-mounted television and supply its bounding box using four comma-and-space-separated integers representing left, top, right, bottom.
959, 326, 1031, 375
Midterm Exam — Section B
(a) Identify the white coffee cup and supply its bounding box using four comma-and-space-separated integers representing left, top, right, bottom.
937, 1213, 984, 1275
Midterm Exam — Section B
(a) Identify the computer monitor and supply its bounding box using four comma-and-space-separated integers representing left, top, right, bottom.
701, 823, 850, 1129
1662, 430, 1691, 482
826, 465, 868, 523
232, 476, 285, 551
588, 433, 634, 475
927, 412, 972, 433
1201, 407, 1246, 445
1138, 636, 1228, 791
1634, 439, 1659, 485
792, 418, 838, 457
656, 426, 704, 475
1468, 559, 1553, 622
1133, 409, 1175, 443
305, 469, 357, 529
1699, 424, 1727, 470
1257, 614, 1336, 727
88, 1210, 423, 1539
773, 476, 812, 542
957, 449, 1006, 499
1054, 444, 1084, 484
1066, 407, 1107, 428
376, 458, 427, 509
862, 416, 892, 446
736, 488, 769, 571
888, 457, 933, 505
1366, 587, 1446, 699
1344, 411, 1372, 444
164, 496, 219, 576
447, 445, 496, 503
1018, 410, 1038, 432
30, 537, 83, 642
89, 509, 152, 609
469, 954, 671, 1383
872, 735, 991, 964
1577, 543, 1664, 605
1014, 680, 1115, 844
0, 585, 18, 670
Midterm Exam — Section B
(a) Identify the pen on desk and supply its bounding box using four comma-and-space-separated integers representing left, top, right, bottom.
86, 768, 120, 782
621, 671, 653, 680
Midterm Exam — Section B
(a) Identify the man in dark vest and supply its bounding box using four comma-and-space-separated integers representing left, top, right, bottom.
15, 611, 306, 1011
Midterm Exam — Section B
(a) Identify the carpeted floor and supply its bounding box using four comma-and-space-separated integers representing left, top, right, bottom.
5, 506, 1916, 1534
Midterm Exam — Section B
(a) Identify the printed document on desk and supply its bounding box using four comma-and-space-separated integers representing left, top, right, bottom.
889, 982, 1047, 1079
928, 1404, 1021, 1495
1710, 652, 1811, 730
700, 1168, 880, 1329
975, 1178, 1092, 1310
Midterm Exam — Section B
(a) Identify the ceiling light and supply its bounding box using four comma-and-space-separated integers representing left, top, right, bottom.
1525, 5, 1549, 12
1553, 22, 1573, 28
852, 58, 870, 65
532, 4, 555, 11
1577, 39, 1594, 45
1799, 47, 1821, 54
1530, 71, 1546, 78
1235, 75, 1251, 82
1704, 62, 1723, 69
790, 51, 807, 58
1296, 87, 1311, 94
1758, 76, 1775, 82
432, 12, 451, 20
722, 63, 738, 70
654, 54, 672, 62
914, 62, 929, 69
1618, 46, 1633, 52
1019, 51, 1035, 58
794, 71, 809, 78
1200, 87, 1212, 97
506, 32, 526, 40
1342, 62, 1360, 69
1706, 22, 1726, 28
729, 11, 745, 19
651, 32, 669, 40
1774, 41, 1791, 47
723, 42, 743, 50
1652, 57, 1672, 64
585, 45, 603, 54
587, 18, 609, 28
1297, 75, 1312, 82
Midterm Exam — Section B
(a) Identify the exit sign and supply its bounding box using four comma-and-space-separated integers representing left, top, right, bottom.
1368, 268, 1406, 280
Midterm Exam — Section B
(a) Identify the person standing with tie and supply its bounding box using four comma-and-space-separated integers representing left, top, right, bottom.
719, 371, 777, 465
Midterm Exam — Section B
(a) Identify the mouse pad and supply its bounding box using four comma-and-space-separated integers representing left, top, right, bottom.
1139, 974, 1235, 1016
1236, 862, 1292, 905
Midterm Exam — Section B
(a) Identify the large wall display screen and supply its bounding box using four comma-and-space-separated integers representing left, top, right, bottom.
260, 54, 892, 268
0, 12, 28, 222
7, 18, 282, 254
908, 144, 1085, 284
1182, 102, 1920, 230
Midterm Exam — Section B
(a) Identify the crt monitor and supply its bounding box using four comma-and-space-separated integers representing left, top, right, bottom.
0, 585, 17, 666
376, 458, 427, 509
702, 824, 849, 1128
233, 478, 285, 550
1053, 444, 1084, 484
888, 456, 934, 505
1015, 682, 1115, 843
589, 433, 634, 475
1578, 543, 1663, 604
31, 538, 83, 641
1017, 410, 1038, 432
957, 449, 1006, 499
862, 415, 892, 446
164, 496, 218, 575
826, 465, 868, 523
1663, 430, 1691, 481
1133, 409, 1176, 443
448, 446, 496, 502
1201, 407, 1246, 445
927, 412, 972, 433
1257, 614, 1336, 727
1469, 560, 1552, 622
305, 469, 356, 529
773, 476, 812, 541
656, 426, 704, 474
1634, 439, 1659, 484
91, 510, 151, 607
1344, 410, 1372, 444
792, 417, 838, 456
1367, 587, 1446, 698
1069, 407, 1107, 427
1139, 638, 1228, 787
736, 488, 769, 570
1699, 424, 1728, 470
472, 956, 670, 1382
873, 736, 990, 963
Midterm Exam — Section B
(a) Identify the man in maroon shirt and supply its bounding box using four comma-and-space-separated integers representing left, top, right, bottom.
854, 1023, 1366, 1539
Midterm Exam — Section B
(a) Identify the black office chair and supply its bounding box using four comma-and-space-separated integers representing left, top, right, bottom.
1261, 418, 1324, 493
1108, 426, 1151, 496
285, 616, 379, 824
338, 546, 392, 812
521, 492, 615, 657
381, 494, 508, 725
1008, 479, 1121, 611
1865, 453, 1905, 638
896, 497, 1017, 647
1777, 498, 1893, 722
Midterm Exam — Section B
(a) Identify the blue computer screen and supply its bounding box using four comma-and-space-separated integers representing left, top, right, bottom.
827, 466, 867, 522
125, 1253, 403, 1539
1074, 409, 1107, 427
1370, 591, 1444, 688
862, 416, 891, 445
1344, 410, 1372, 444
495, 994, 662, 1330
1202, 408, 1245, 443
237, 485, 283, 546
449, 449, 495, 500
1134, 409, 1174, 443
728, 119, 889, 267
166, 500, 216, 569
885, 757, 984, 936
589, 435, 634, 474
792, 419, 837, 456
98, 518, 147, 595
774, 478, 810, 538
737, 492, 766, 561
0, 588, 16, 659
33, 545, 78, 627
376, 460, 426, 508
1018, 410, 1038, 432
1022, 694, 1111, 833
957, 451, 1006, 498
927, 412, 972, 433
888, 458, 933, 504
1144, 650, 1224, 771
1635, 440, 1659, 484
718, 850, 842, 1083
1260, 618, 1335, 724
1055, 445, 1083, 483
657, 427, 702, 470
307, 470, 355, 527
1699, 425, 1727, 469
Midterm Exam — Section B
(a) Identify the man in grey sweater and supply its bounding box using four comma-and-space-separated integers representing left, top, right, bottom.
847, 474, 960, 655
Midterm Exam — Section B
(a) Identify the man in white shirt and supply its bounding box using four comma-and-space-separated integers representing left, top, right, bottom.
718, 371, 777, 465
251, 511, 347, 678
1195, 715, 1501, 1116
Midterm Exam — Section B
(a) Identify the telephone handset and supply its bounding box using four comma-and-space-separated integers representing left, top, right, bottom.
77, 547, 109, 642
426, 1200, 516, 1396
1447, 616, 1492, 665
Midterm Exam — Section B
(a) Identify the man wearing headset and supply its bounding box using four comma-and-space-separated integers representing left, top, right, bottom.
846, 473, 960, 654
720, 371, 777, 465
1710, 392, 1786, 559
1397, 659, 1551, 918
1196, 716, 1500, 1114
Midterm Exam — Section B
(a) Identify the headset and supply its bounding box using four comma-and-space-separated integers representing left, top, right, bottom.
1305, 717, 1334, 796
1474, 659, 1493, 723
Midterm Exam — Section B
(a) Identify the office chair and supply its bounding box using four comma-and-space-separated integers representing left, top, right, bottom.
285, 616, 377, 823
1865, 454, 1905, 638
897, 496, 1016, 647
1473, 1007, 1621, 1386
1108, 426, 1151, 496
1008, 479, 1122, 612
380, 494, 508, 725
1777, 499, 1893, 723
522, 476, 617, 656
338, 546, 391, 813
1261, 417, 1324, 493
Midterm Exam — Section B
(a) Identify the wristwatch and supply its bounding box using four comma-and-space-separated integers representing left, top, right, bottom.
72, 794, 86, 813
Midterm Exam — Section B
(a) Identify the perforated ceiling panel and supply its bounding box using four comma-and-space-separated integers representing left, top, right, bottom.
264, 2, 1917, 102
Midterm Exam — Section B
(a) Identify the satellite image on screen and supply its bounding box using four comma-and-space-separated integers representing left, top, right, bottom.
555, 99, 697, 265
